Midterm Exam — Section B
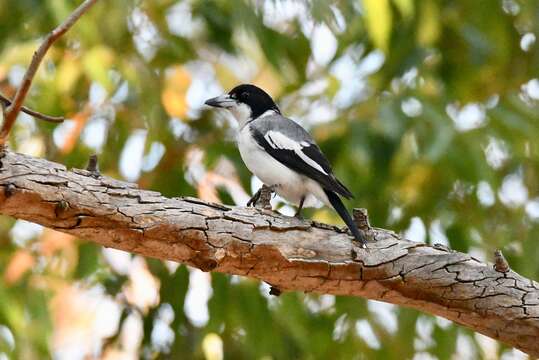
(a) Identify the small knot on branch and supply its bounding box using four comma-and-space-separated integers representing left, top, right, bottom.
192, 255, 217, 272
493, 249, 510, 273
433, 243, 453, 253
353, 208, 371, 232
86, 154, 100, 178
4, 183, 15, 197
55, 200, 69, 217
269, 286, 282, 297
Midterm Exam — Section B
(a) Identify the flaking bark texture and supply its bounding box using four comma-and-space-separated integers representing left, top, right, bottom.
0, 150, 538, 356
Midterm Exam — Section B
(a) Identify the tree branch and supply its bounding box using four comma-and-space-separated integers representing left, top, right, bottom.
0, 93, 64, 123
0, 0, 99, 145
0, 150, 538, 356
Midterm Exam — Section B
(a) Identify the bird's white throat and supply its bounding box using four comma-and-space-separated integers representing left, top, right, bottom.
228, 105, 277, 128
228, 102, 252, 128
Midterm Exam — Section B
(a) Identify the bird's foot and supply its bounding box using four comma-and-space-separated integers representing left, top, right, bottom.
247, 184, 275, 210
353, 237, 368, 249
246, 188, 262, 207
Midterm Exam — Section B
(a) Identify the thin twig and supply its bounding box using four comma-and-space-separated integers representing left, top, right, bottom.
0, 0, 99, 145
0, 93, 64, 123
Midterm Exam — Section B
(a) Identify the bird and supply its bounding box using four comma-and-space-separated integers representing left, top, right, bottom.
205, 84, 367, 247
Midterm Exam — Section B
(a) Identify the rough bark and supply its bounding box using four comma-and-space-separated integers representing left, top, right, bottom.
0, 150, 538, 356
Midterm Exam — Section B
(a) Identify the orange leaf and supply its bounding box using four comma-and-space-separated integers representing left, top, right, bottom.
161, 66, 191, 118
4, 250, 35, 285
61, 104, 92, 154
161, 88, 188, 118
40, 229, 76, 257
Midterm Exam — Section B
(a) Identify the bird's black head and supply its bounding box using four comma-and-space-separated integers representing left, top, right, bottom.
228, 84, 279, 118
205, 84, 280, 123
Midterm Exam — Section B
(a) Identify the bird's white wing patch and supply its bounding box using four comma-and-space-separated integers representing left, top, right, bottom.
264, 131, 299, 150
264, 130, 328, 175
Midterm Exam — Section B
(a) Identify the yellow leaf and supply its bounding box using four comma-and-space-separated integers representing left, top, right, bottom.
326, 74, 341, 99
0, 41, 45, 69
0, 41, 59, 82
214, 63, 239, 90
161, 66, 191, 118
362, 0, 393, 52
82, 45, 115, 91
417, 1, 440, 46
312, 208, 343, 226
252, 64, 283, 98
56, 53, 82, 94
392, 0, 414, 20
162, 89, 188, 118
202, 333, 223, 360
398, 163, 432, 204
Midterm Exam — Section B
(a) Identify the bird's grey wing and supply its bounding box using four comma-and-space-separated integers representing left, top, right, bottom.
250, 115, 353, 198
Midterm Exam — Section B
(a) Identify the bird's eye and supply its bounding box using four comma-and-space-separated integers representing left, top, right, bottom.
241, 92, 250, 99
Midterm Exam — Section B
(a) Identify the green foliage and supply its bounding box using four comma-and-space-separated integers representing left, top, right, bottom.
1, 0, 538, 358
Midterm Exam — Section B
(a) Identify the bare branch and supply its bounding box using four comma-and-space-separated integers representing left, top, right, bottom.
0, 150, 538, 356
0, 0, 99, 145
0, 93, 64, 123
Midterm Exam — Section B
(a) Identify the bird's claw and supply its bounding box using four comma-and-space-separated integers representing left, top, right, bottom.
246, 188, 262, 207
354, 239, 368, 249
247, 185, 275, 208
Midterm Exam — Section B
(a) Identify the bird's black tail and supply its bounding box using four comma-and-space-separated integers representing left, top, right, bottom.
324, 189, 367, 247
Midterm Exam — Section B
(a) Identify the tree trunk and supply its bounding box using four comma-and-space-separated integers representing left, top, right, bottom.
0, 150, 538, 356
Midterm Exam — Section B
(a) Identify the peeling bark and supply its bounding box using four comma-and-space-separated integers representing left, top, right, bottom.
0, 150, 538, 356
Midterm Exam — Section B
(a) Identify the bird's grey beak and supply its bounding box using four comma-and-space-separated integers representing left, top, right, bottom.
204, 94, 235, 108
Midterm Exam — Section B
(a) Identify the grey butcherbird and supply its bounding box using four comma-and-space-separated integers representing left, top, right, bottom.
205, 84, 367, 247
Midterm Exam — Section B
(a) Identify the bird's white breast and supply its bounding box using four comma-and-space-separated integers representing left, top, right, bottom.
237, 125, 299, 189
237, 125, 327, 207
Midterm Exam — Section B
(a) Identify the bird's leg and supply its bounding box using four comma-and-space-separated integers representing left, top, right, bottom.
258, 184, 274, 210
294, 196, 305, 219
246, 188, 262, 207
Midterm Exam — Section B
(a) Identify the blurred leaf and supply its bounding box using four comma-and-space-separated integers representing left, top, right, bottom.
1, 0, 539, 358
74, 242, 100, 279
55, 53, 82, 94
4, 250, 34, 285
362, 0, 393, 52
392, 0, 414, 20
161, 65, 191, 118
82, 45, 115, 90
416, 1, 440, 46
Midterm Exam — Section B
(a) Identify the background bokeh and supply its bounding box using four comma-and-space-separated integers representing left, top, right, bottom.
1, 0, 539, 359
